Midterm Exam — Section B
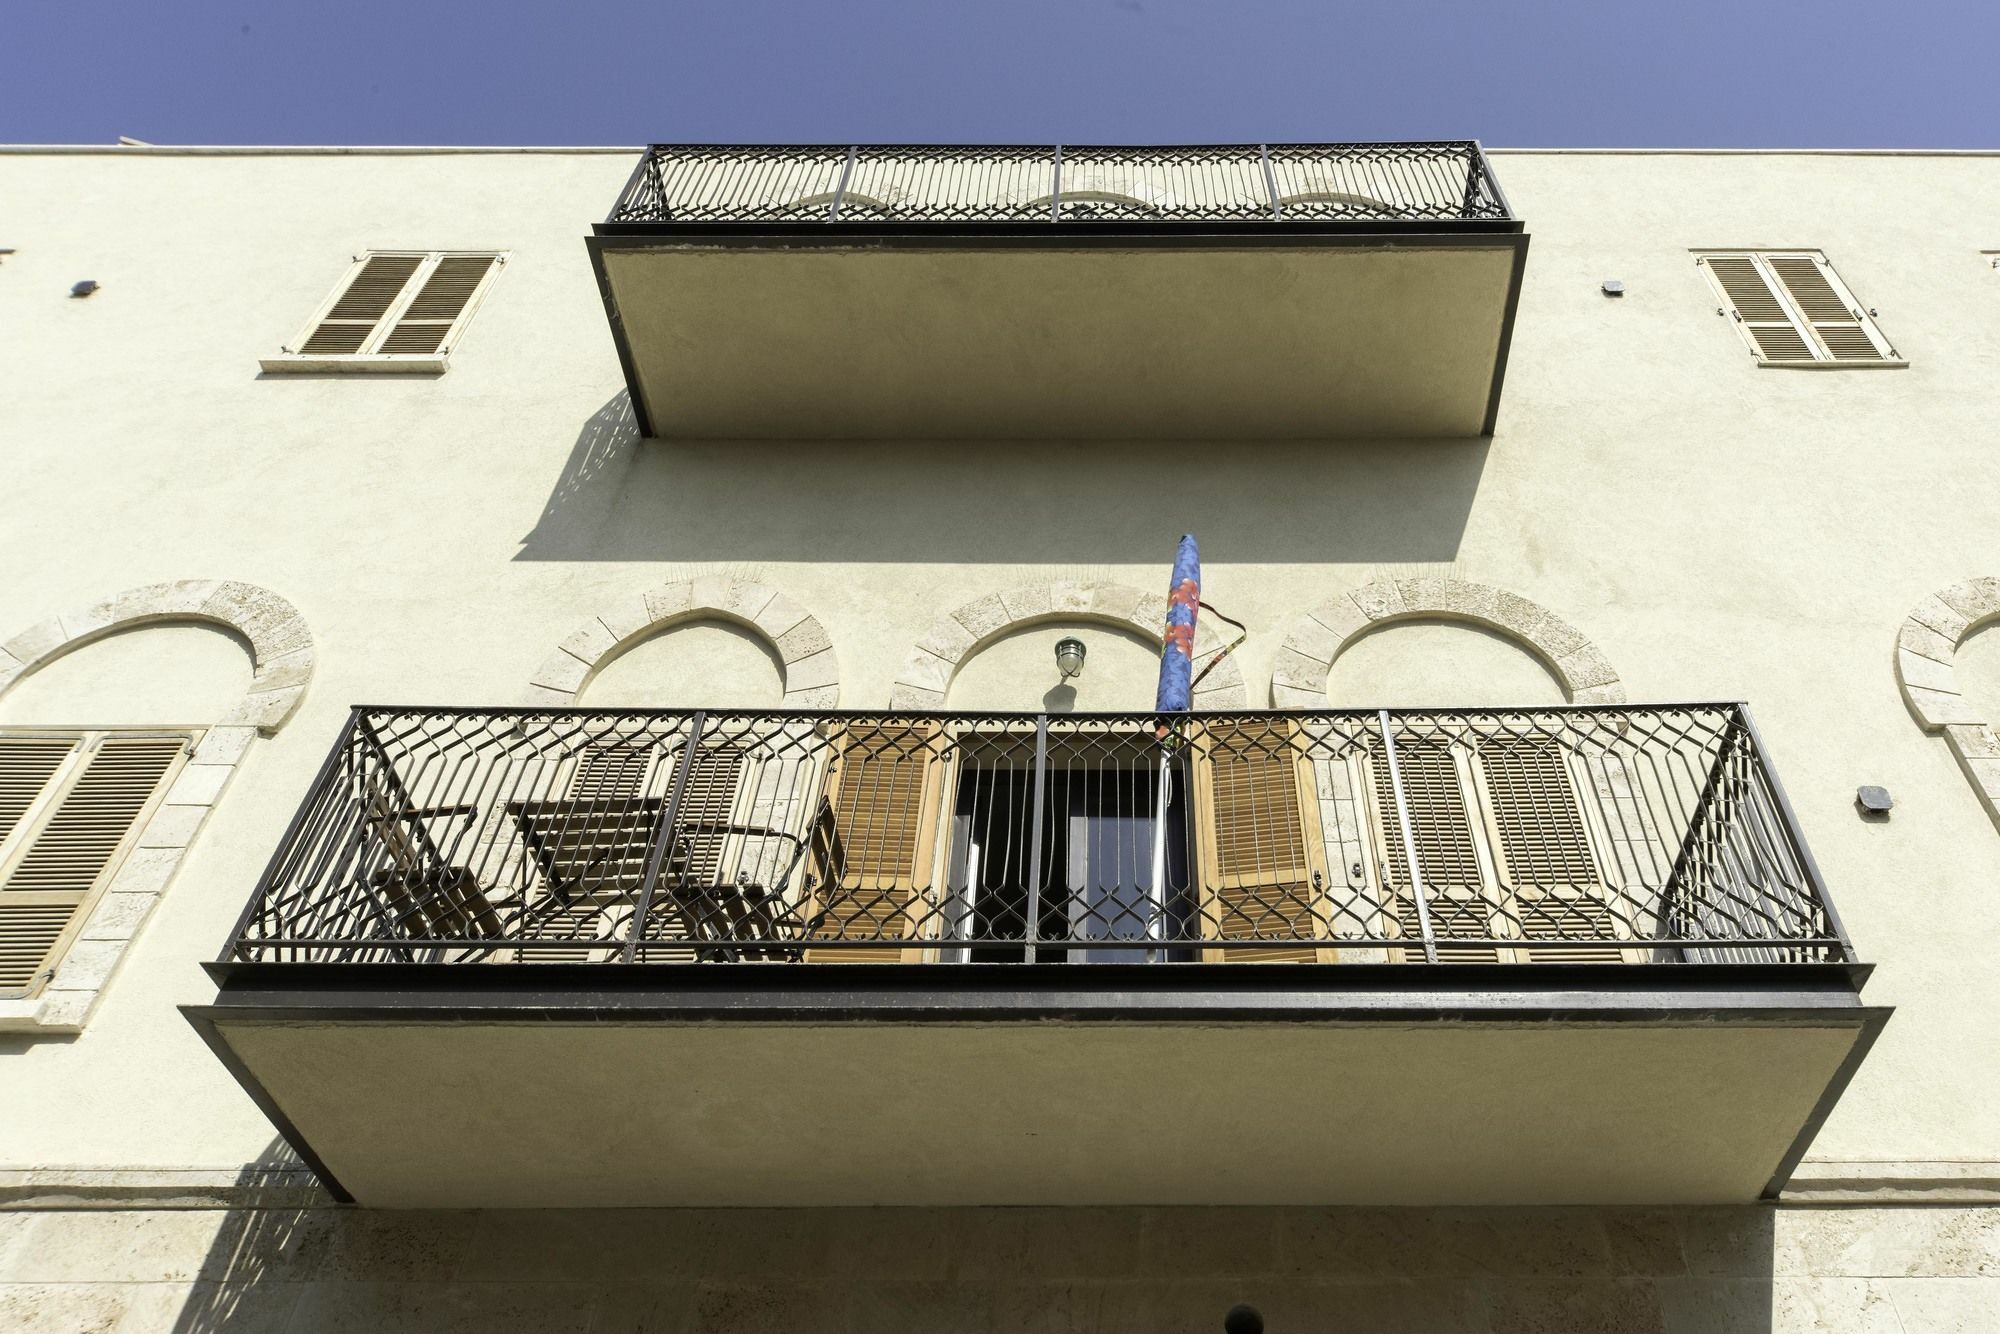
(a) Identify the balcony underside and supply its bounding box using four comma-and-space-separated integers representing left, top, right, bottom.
590, 231, 1527, 440
189, 963, 1881, 1210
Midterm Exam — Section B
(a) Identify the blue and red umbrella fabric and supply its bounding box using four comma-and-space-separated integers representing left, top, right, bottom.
1154, 533, 1201, 715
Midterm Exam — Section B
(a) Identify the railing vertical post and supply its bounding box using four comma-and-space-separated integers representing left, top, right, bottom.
1258, 143, 1283, 220
623, 711, 706, 963
1049, 145, 1063, 223
1378, 709, 1438, 963
1025, 713, 1051, 959
828, 146, 857, 222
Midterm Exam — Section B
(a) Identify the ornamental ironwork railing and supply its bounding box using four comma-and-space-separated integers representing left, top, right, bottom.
222, 705, 1851, 967
604, 143, 1513, 227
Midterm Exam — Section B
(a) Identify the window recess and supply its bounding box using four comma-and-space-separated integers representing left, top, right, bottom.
1695, 251, 1902, 367
261, 251, 504, 374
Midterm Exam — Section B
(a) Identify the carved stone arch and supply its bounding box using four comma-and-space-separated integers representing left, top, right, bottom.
525, 576, 840, 707
1896, 577, 2000, 830
1270, 577, 1626, 707
892, 580, 1247, 711
0, 579, 314, 733
0, 579, 314, 1032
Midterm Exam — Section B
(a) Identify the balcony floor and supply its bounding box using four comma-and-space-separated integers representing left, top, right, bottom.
189, 963, 1883, 1209
591, 231, 1527, 439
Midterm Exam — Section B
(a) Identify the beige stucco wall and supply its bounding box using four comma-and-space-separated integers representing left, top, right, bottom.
0, 146, 1998, 1223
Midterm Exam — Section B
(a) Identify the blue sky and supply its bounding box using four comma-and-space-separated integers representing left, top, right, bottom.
5, 1, 1995, 148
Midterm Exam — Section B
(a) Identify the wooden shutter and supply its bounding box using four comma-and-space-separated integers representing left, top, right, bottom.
1367, 739, 1501, 963
291, 252, 499, 360
1192, 720, 1332, 963
0, 734, 185, 996
1476, 737, 1626, 964
1765, 255, 1891, 362
298, 254, 424, 354
517, 743, 657, 962
804, 723, 946, 963
1700, 251, 1895, 364
377, 255, 498, 354
1701, 254, 1817, 363
571, 744, 653, 801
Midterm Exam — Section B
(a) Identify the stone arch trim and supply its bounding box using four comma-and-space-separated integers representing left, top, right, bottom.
0, 579, 314, 734
1270, 577, 1626, 708
1896, 577, 2000, 830
525, 576, 840, 708
0, 580, 313, 1033
892, 581, 1247, 711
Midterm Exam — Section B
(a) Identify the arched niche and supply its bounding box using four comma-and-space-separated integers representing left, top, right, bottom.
948, 622, 1163, 713
526, 577, 839, 708
0, 579, 313, 1033
0, 623, 255, 726
1326, 619, 1570, 708
1897, 577, 2000, 832
582, 619, 786, 709
1272, 577, 1625, 708
893, 581, 1246, 712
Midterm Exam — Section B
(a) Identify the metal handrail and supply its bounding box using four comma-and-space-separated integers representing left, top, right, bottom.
219, 704, 1851, 968
605, 142, 1515, 226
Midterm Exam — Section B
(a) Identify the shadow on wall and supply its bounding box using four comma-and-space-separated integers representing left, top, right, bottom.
515, 393, 1492, 565
170, 1140, 324, 1334
162, 1180, 1790, 1330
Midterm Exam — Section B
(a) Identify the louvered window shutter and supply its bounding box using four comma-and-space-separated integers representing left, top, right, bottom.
1475, 738, 1625, 964
1701, 255, 1817, 363
298, 255, 424, 354
1700, 251, 1896, 364
1765, 255, 1891, 362
1367, 739, 1502, 962
377, 255, 499, 355
805, 723, 945, 963
1192, 720, 1331, 963
288, 252, 500, 361
0, 734, 185, 997
571, 744, 653, 801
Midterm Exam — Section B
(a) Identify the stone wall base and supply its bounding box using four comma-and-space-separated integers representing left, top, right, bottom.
2, 1202, 1997, 1332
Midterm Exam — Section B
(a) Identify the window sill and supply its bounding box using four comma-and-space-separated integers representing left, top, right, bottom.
1756, 358, 1909, 370
0, 992, 88, 1035
259, 353, 449, 375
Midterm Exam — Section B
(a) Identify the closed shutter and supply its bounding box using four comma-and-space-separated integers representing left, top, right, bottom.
648, 746, 748, 954
570, 744, 653, 801
520, 743, 657, 963
1192, 720, 1331, 963
0, 734, 186, 996
377, 255, 499, 354
1476, 737, 1625, 964
289, 252, 500, 360
1701, 254, 1817, 363
1699, 251, 1896, 364
298, 254, 424, 354
1368, 739, 1501, 963
804, 723, 946, 963
1765, 255, 1891, 362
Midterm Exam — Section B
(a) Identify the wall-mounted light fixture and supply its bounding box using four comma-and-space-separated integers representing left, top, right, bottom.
1054, 637, 1086, 680
70, 280, 99, 298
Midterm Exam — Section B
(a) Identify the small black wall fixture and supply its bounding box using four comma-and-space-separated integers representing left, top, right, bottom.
70, 280, 99, 298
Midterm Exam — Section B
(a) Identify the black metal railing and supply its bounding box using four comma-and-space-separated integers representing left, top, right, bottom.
605, 143, 1513, 227
222, 705, 1850, 967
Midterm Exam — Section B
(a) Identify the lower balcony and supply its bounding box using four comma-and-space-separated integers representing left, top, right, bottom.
188, 705, 1884, 1207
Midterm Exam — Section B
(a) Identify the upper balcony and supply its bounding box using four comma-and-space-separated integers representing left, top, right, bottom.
589, 143, 1527, 440
188, 703, 1881, 1209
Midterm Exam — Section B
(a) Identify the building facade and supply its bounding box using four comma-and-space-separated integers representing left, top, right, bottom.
0, 141, 1997, 1330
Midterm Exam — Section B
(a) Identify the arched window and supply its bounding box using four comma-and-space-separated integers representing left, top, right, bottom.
0, 582, 311, 1030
